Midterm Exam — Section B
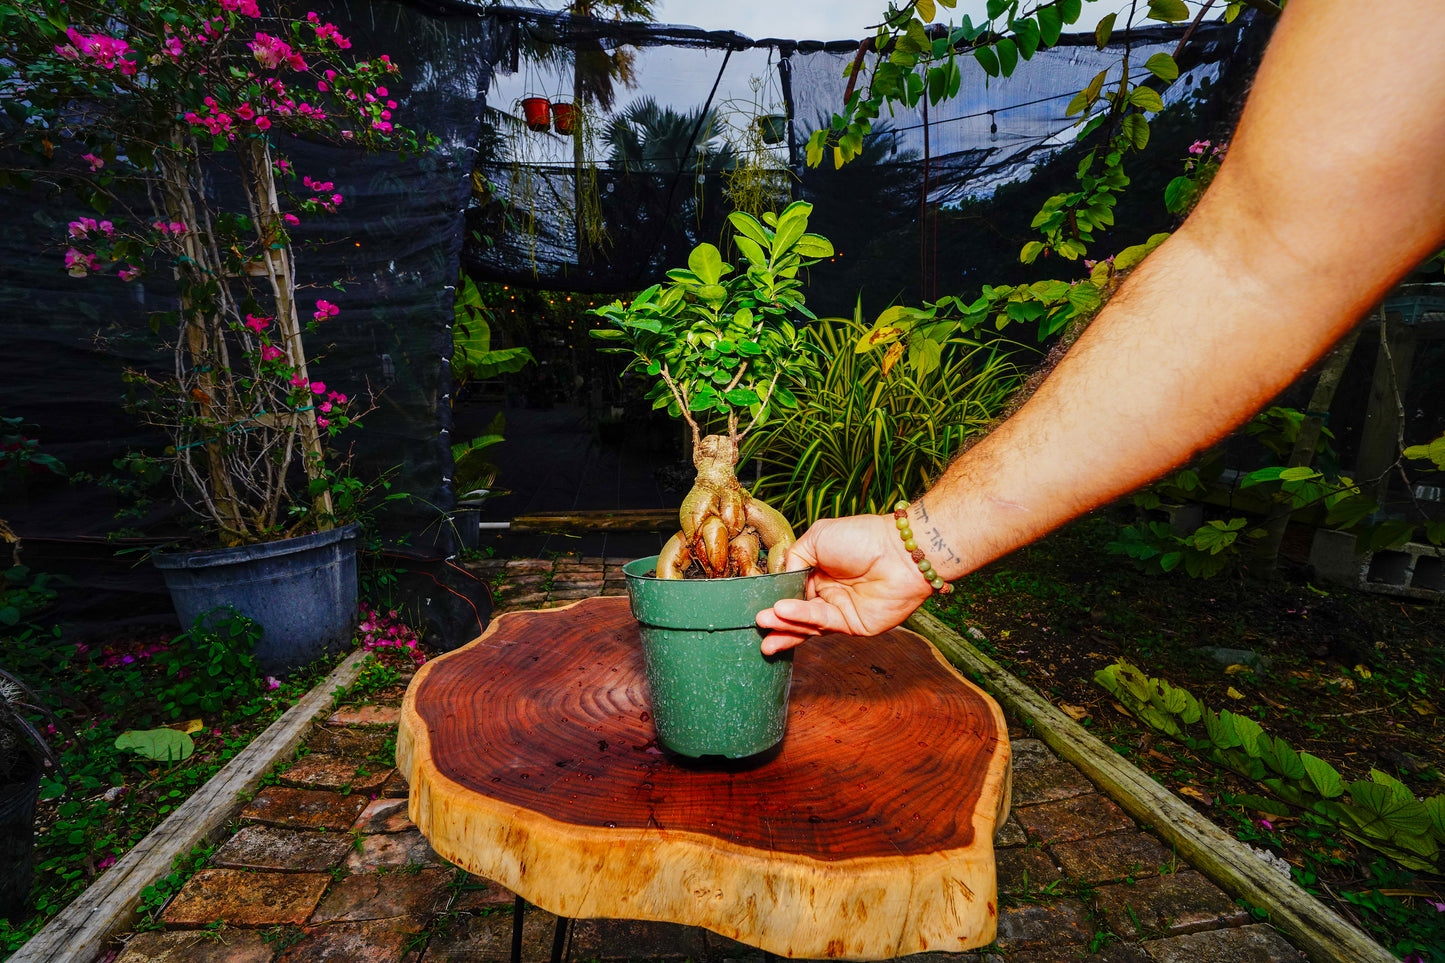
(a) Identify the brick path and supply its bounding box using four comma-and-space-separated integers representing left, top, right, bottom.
101, 556, 1309, 963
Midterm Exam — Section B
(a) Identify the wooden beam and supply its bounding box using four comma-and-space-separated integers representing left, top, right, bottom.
13, 651, 371, 963
509, 509, 678, 533
905, 609, 1400, 963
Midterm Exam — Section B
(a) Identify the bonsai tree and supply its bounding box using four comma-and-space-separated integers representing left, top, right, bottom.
591, 200, 833, 579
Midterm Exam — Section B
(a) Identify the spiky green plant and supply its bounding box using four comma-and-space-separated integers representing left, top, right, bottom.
741, 302, 1028, 525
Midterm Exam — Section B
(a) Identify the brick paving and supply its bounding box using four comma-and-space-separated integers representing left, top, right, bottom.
101, 556, 1308, 963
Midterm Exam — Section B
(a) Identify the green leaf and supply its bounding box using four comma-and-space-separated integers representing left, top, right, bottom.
733, 235, 767, 268
1300, 752, 1344, 799
1348, 778, 1432, 839
973, 46, 1000, 78
115, 728, 195, 762
1144, 52, 1180, 82
1013, 18, 1041, 58
1020, 240, 1044, 264
1147, 0, 1190, 22
688, 243, 724, 285
986, 0, 1009, 18
1257, 735, 1306, 781
1121, 113, 1150, 150
727, 211, 772, 248
1058, 0, 1082, 22
1128, 86, 1164, 113
724, 387, 760, 406
792, 233, 834, 259
1037, 4, 1062, 45
1094, 12, 1115, 48
995, 38, 1018, 77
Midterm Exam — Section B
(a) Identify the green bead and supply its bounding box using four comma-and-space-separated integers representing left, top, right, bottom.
895, 516, 910, 531
917, 559, 934, 575
903, 538, 917, 551
930, 577, 945, 590
894, 500, 910, 512
900, 528, 913, 542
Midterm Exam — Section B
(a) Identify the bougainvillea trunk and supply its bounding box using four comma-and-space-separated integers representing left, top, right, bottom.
243, 138, 333, 528
655, 434, 795, 579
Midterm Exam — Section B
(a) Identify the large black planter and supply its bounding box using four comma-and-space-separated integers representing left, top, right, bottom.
0, 764, 41, 922
152, 524, 360, 676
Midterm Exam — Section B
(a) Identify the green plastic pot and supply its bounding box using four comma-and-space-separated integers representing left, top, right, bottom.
623, 556, 809, 758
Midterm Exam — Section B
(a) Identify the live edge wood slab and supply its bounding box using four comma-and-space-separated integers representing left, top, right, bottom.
397, 596, 1011, 960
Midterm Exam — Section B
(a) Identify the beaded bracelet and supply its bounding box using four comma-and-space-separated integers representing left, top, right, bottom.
892, 500, 953, 594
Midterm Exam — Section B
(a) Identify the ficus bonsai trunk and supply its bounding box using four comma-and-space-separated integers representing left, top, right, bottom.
655, 432, 795, 579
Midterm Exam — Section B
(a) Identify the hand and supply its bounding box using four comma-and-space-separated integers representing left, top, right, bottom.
756, 513, 934, 655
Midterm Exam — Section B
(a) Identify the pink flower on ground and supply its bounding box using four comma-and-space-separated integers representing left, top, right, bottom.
264, 675, 281, 690
244, 314, 270, 332
97, 856, 116, 870
81, 153, 105, 171
1255, 817, 1273, 831
260, 345, 284, 361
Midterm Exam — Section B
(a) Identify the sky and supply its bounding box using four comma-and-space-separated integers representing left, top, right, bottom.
651, 0, 1138, 42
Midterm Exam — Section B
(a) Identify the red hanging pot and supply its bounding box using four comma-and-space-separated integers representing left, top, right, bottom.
551, 101, 578, 136
520, 96, 551, 133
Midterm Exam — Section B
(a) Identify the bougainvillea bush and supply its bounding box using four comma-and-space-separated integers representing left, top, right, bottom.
1, 0, 432, 545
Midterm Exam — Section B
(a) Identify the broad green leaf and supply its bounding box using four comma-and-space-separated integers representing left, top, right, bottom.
1121, 113, 1150, 150
792, 233, 834, 259
1279, 466, 1322, 482
1058, 0, 1082, 22
1348, 778, 1432, 839
1257, 735, 1306, 781
907, 337, 942, 378
1014, 18, 1041, 58
1423, 794, 1445, 840
1147, 0, 1190, 22
1129, 86, 1164, 113
1094, 12, 1115, 48
727, 211, 772, 248
916, 0, 936, 20
974, 46, 1000, 78
1300, 752, 1344, 799
688, 244, 724, 285
725, 387, 760, 406
733, 235, 767, 268
1020, 240, 1044, 263
1037, 4, 1062, 45
116, 728, 195, 762
996, 38, 1018, 77
1066, 282, 1103, 315
1403, 434, 1445, 469
1224, 711, 1263, 755
1145, 52, 1180, 82
986, 0, 1009, 18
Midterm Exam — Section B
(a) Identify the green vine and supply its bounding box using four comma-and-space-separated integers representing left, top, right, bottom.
1095, 659, 1445, 873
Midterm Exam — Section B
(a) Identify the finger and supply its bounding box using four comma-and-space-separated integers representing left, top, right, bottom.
767, 596, 845, 634
761, 631, 808, 655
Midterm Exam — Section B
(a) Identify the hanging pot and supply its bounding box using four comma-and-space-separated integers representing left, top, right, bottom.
550, 101, 578, 136
520, 96, 551, 133
623, 556, 809, 759
757, 113, 788, 145
152, 524, 360, 676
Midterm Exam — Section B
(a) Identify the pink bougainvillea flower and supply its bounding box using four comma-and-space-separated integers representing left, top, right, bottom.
316, 416, 331, 428
64, 247, 94, 277
244, 314, 270, 332
319, 401, 332, 413
81, 153, 105, 171
1428, 899, 1445, 912
283, 213, 299, 225
254, 115, 271, 130
118, 265, 141, 282
68, 217, 99, 237
236, 103, 255, 120
260, 345, 284, 361
289, 373, 308, 387
310, 381, 326, 394
98, 220, 114, 235
221, 0, 262, 16
97, 856, 116, 870
164, 35, 184, 57
55, 42, 80, 60
330, 193, 344, 206
264, 675, 281, 690
314, 299, 340, 318
1255, 817, 1274, 831
249, 32, 291, 69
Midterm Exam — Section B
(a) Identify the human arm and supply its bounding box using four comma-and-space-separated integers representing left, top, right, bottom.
758, 0, 1445, 653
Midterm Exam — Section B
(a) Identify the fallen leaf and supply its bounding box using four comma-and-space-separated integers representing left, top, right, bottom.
1411, 699, 1437, 716
1225, 686, 1245, 700
1178, 784, 1214, 806
1353, 664, 1373, 679
166, 718, 204, 734
1146, 748, 1173, 764
1225, 663, 1252, 675
1111, 702, 1134, 719
1059, 702, 1091, 722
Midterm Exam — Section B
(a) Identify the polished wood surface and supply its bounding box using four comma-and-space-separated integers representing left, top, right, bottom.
399, 596, 1011, 959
